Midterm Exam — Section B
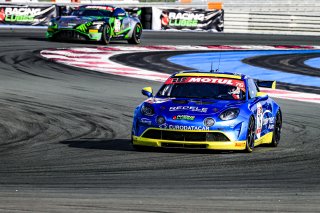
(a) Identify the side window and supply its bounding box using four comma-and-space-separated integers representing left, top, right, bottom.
248, 79, 258, 99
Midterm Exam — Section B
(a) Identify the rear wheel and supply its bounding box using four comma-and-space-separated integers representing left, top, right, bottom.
128, 24, 142, 44
102, 24, 111, 45
245, 116, 255, 153
270, 110, 282, 147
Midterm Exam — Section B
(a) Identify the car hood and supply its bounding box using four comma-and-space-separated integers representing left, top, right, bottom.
146, 97, 245, 116
56, 16, 103, 28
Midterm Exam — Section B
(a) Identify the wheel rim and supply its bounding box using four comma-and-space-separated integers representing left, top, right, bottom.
247, 118, 255, 149
104, 26, 110, 42
135, 25, 142, 40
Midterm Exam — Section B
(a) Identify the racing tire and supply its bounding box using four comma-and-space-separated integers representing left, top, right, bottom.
128, 24, 142, 44
270, 110, 282, 147
102, 24, 111, 45
245, 116, 255, 153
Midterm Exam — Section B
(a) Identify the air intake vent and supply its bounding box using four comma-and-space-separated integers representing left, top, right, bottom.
142, 129, 229, 142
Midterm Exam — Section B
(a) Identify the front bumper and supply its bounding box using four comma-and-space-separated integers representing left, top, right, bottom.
46, 28, 102, 41
132, 129, 247, 150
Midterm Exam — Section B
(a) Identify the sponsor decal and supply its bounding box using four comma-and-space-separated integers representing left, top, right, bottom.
4, 7, 41, 22
160, 8, 224, 32
167, 12, 204, 27
76, 22, 92, 32
173, 115, 195, 120
169, 106, 208, 113
263, 115, 275, 130
263, 117, 274, 126
256, 102, 263, 138
140, 118, 152, 125
165, 77, 245, 89
114, 19, 121, 32
85, 6, 114, 11
161, 124, 209, 131
235, 142, 245, 147
0, 5, 57, 25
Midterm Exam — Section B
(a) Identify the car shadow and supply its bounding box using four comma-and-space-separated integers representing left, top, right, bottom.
60, 138, 236, 154
23, 37, 127, 45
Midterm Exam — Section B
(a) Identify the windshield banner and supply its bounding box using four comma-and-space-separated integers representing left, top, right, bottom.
0, 4, 57, 26
154, 8, 224, 32
165, 77, 245, 89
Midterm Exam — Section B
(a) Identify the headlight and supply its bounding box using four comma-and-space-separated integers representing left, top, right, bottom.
141, 104, 154, 116
48, 21, 54, 26
203, 117, 215, 127
92, 21, 104, 25
156, 116, 165, 124
219, 108, 240, 121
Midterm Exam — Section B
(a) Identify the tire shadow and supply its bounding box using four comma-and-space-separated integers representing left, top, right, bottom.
61, 139, 134, 151
23, 37, 127, 45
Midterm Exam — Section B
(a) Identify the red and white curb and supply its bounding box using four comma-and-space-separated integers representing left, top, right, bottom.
40, 45, 320, 104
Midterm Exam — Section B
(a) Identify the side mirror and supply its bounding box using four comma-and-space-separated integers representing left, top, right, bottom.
256, 80, 276, 89
142, 87, 153, 98
256, 92, 268, 98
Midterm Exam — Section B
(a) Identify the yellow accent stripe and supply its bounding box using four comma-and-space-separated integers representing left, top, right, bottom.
89, 29, 99, 33
254, 132, 273, 146
175, 73, 242, 79
134, 130, 274, 150
133, 136, 247, 150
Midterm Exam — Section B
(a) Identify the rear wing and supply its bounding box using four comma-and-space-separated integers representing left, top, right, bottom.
256, 80, 276, 89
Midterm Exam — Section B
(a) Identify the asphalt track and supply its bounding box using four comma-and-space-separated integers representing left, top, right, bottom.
0, 29, 320, 212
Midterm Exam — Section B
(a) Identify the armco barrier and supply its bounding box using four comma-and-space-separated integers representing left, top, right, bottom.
224, 12, 320, 35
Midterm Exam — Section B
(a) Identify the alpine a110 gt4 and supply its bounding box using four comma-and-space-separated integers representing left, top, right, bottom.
46, 5, 142, 44
132, 71, 282, 152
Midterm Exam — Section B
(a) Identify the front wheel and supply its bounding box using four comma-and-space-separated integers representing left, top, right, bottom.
128, 24, 142, 44
245, 116, 255, 153
270, 110, 282, 147
101, 24, 111, 45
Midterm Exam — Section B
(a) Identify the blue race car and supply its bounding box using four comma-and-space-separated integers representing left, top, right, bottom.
132, 71, 282, 152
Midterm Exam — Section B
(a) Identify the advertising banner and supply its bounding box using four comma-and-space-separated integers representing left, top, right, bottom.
154, 8, 224, 32
0, 4, 57, 26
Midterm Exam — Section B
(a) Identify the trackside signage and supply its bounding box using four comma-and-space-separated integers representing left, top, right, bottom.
159, 8, 224, 32
165, 77, 245, 89
0, 4, 57, 26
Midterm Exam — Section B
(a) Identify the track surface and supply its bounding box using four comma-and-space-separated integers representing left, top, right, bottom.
111, 51, 320, 94
0, 29, 320, 212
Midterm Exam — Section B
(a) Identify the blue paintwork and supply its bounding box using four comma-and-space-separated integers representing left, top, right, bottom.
305, 58, 320, 69
132, 72, 280, 143
168, 50, 320, 87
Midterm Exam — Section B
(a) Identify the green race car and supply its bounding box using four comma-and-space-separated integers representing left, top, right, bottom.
46, 5, 142, 44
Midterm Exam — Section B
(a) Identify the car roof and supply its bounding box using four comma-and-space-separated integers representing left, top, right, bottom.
79, 5, 115, 9
172, 71, 247, 80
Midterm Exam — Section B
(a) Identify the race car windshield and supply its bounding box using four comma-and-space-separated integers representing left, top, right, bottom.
157, 82, 246, 100
71, 9, 112, 17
